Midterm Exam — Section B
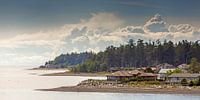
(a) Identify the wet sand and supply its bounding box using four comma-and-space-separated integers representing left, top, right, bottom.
38, 86, 200, 95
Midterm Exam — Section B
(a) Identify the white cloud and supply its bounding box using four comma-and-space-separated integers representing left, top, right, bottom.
0, 12, 124, 66
82, 12, 124, 30
120, 26, 145, 33
72, 36, 89, 43
169, 24, 194, 33
113, 14, 200, 42
0, 12, 199, 66
143, 14, 168, 33
86, 47, 100, 53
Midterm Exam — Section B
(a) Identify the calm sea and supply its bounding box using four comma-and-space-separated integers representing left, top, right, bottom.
0, 67, 199, 100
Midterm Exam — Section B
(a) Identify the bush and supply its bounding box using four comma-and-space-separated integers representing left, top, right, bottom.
129, 77, 138, 81
145, 81, 161, 85
181, 78, 188, 86
196, 78, 200, 86
189, 81, 194, 87
120, 78, 130, 83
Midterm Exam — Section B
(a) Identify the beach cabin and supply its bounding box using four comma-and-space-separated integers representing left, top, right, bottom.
139, 73, 158, 81
107, 70, 157, 81
167, 73, 200, 83
106, 70, 142, 81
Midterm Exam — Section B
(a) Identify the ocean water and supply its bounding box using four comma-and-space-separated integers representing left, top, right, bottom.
0, 67, 199, 100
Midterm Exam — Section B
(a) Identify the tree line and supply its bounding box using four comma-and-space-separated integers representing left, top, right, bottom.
44, 52, 93, 68
71, 39, 200, 72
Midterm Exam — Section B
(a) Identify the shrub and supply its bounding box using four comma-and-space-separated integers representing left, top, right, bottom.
196, 78, 200, 86
120, 78, 130, 83
181, 78, 188, 86
146, 81, 161, 85
189, 81, 194, 87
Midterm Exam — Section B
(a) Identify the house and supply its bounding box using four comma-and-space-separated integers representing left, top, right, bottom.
107, 70, 157, 81
157, 68, 175, 80
167, 73, 200, 83
138, 73, 157, 81
106, 70, 142, 81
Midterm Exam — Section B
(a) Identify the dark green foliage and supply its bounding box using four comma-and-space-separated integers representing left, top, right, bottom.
196, 78, 200, 86
73, 39, 200, 72
188, 58, 200, 73
120, 78, 130, 83
181, 78, 188, 86
189, 81, 194, 87
46, 39, 200, 71
45, 52, 94, 68
166, 68, 182, 75
145, 67, 154, 73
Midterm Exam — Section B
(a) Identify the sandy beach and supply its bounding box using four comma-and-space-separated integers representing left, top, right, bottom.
38, 86, 200, 95
37, 79, 200, 95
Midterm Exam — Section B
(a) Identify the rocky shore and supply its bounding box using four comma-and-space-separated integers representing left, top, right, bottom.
38, 79, 200, 95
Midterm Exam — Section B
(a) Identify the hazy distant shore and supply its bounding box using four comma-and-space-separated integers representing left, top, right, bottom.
29, 67, 69, 70
41, 71, 107, 77
38, 86, 200, 95
30, 68, 106, 77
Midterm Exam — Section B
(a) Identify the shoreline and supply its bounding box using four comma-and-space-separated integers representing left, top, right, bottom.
37, 79, 200, 95
37, 86, 200, 95
28, 67, 69, 70
41, 72, 107, 77
30, 67, 107, 77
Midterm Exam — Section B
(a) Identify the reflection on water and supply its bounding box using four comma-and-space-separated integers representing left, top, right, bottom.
0, 67, 105, 90
0, 67, 199, 100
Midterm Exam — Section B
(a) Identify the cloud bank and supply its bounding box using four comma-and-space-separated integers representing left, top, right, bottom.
0, 12, 199, 66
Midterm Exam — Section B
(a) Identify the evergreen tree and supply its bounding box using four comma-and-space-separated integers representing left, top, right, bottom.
188, 58, 200, 73
45, 39, 200, 72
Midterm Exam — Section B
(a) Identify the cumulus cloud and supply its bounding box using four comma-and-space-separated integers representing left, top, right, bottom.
0, 12, 199, 66
113, 14, 200, 42
120, 26, 145, 33
82, 12, 124, 30
0, 12, 124, 66
143, 14, 168, 33
169, 24, 194, 33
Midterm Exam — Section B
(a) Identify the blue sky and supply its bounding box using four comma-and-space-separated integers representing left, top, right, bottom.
0, 0, 199, 66
0, 0, 200, 35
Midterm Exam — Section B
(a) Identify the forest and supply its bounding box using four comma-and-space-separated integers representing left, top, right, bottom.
43, 39, 200, 72
44, 52, 93, 68
71, 39, 200, 72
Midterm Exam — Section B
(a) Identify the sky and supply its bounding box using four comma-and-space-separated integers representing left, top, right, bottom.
0, 0, 200, 67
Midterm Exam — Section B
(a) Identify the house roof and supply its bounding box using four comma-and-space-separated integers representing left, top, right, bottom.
129, 70, 142, 75
139, 73, 157, 77
107, 70, 157, 77
168, 73, 200, 78
158, 69, 175, 74
107, 70, 142, 77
